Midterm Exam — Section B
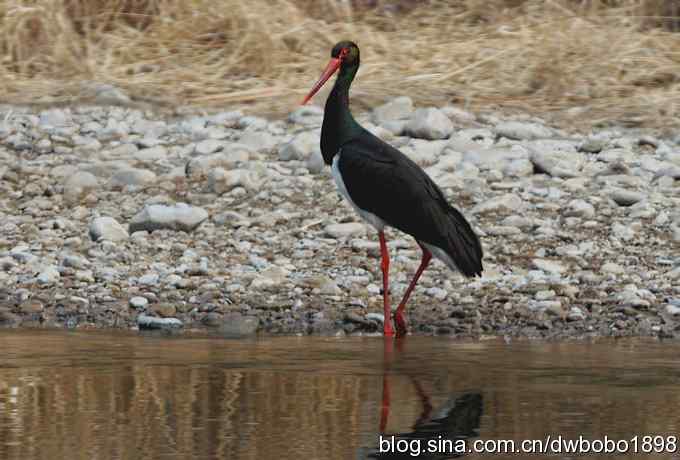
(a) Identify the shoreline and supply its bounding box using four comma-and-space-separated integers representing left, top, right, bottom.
0, 101, 679, 339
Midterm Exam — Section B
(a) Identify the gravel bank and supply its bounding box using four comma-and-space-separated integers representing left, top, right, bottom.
1, 101, 679, 338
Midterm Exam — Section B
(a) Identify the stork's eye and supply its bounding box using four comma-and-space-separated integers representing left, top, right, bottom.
340, 48, 349, 59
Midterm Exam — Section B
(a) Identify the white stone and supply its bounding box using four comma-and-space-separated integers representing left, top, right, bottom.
194, 139, 226, 155
89, 217, 129, 242
404, 108, 453, 140
472, 193, 524, 214
208, 168, 259, 194
532, 259, 567, 275
129, 296, 149, 309
279, 131, 319, 161
372, 96, 413, 125
63, 171, 99, 203
495, 121, 552, 140
109, 168, 156, 188
324, 222, 367, 239
37, 266, 60, 285
128, 203, 209, 233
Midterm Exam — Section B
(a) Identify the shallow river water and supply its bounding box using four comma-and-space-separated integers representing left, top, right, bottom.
1, 331, 680, 459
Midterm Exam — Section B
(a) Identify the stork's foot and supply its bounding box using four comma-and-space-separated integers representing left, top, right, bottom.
395, 311, 408, 337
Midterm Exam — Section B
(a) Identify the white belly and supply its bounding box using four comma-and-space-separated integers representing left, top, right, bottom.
331, 152, 386, 231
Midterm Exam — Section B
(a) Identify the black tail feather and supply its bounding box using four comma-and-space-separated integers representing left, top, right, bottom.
442, 204, 483, 277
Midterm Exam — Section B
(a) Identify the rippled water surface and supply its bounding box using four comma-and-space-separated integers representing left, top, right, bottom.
1, 331, 680, 459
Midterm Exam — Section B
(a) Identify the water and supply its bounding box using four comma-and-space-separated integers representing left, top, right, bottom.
1, 331, 680, 460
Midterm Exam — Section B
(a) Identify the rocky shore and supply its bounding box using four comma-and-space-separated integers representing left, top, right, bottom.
0, 98, 679, 338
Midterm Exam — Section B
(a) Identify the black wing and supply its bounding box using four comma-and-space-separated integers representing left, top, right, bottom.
338, 132, 483, 277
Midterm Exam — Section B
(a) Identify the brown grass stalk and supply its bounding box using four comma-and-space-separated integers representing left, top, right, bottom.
0, 0, 679, 128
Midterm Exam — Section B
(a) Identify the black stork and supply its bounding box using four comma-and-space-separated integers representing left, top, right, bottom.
302, 41, 483, 337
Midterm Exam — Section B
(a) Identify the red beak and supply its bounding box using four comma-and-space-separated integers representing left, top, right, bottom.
301, 57, 341, 105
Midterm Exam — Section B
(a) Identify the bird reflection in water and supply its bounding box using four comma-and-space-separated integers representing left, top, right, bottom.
367, 338, 483, 459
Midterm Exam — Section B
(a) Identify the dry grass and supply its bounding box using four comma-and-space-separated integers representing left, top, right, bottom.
1, 0, 679, 128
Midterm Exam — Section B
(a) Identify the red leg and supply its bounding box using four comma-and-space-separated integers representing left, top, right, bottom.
395, 245, 432, 337
380, 337, 393, 432
379, 375, 391, 432
379, 231, 394, 336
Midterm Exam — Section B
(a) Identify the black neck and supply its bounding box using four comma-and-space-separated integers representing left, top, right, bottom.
320, 64, 362, 165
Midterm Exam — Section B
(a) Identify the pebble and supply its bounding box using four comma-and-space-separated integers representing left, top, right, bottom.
532, 259, 567, 275
219, 313, 259, 337
89, 217, 129, 242
609, 188, 645, 206
472, 193, 524, 214
279, 131, 318, 161
0, 101, 676, 339
37, 266, 60, 285
109, 168, 157, 188
372, 96, 413, 125
602, 262, 625, 275
129, 296, 149, 309
129, 203, 209, 233
289, 106, 324, 126
404, 108, 453, 140
495, 121, 552, 140
324, 223, 367, 239
195, 139, 225, 155
137, 314, 183, 330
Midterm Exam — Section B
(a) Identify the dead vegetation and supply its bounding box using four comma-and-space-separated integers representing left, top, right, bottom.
0, 0, 679, 128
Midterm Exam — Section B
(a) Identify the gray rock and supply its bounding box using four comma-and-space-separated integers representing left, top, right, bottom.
250, 266, 290, 289
131, 119, 167, 138
138, 273, 160, 286
137, 314, 182, 330
529, 148, 585, 178
185, 148, 250, 178
441, 106, 476, 124
109, 168, 156, 188
209, 111, 242, 126
365, 312, 385, 324
324, 222, 367, 239
403, 139, 447, 166
289, 106, 324, 126
129, 203, 209, 233
404, 108, 453, 140
381, 120, 407, 136
609, 188, 645, 206
602, 262, 625, 274
612, 222, 635, 241
37, 266, 60, 285
62, 254, 89, 269
532, 259, 567, 275
89, 217, 129, 242
495, 121, 552, 140
565, 199, 595, 218
306, 150, 325, 174
194, 139, 226, 155
208, 168, 259, 194
129, 296, 149, 309
472, 193, 524, 214
238, 130, 277, 152
567, 306, 585, 322
372, 96, 413, 125
39, 108, 72, 128
63, 171, 99, 203
665, 304, 680, 316
279, 131, 319, 161
219, 313, 259, 337
134, 145, 168, 162
579, 138, 608, 153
